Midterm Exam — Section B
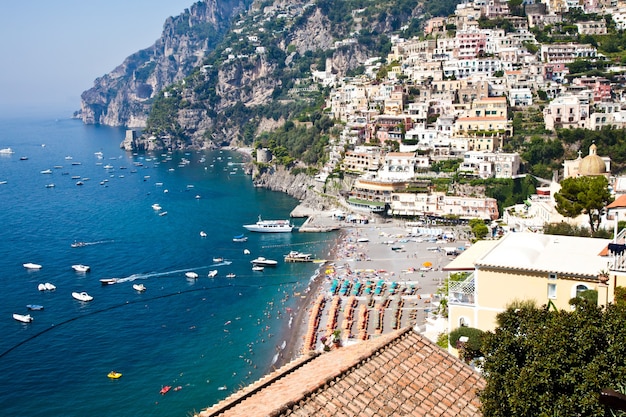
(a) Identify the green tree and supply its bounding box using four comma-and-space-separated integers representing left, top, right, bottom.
469, 218, 489, 239
480, 302, 626, 416
449, 327, 485, 362
554, 176, 613, 233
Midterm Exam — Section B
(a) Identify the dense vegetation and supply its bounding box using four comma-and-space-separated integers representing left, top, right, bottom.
480, 300, 626, 416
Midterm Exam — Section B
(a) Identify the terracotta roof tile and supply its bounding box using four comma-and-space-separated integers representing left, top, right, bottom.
196, 328, 485, 417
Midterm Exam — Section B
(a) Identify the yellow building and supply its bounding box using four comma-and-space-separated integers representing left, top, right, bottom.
444, 232, 613, 333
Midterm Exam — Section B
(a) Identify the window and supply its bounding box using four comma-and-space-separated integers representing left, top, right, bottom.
548, 283, 557, 299
548, 273, 557, 280
575, 284, 588, 296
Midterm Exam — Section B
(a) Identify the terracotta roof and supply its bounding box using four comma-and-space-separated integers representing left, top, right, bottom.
197, 328, 485, 417
607, 194, 626, 210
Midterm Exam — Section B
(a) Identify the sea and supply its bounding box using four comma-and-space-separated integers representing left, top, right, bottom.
0, 116, 337, 416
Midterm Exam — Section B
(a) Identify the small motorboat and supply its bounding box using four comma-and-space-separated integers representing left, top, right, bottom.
185, 271, 199, 279
44, 283, 56, 291
71, 241, 86, 248
173, 385, 182, 391
13, 313, 33, 323
158, 211, 168, 216
251, 257, 278, 267
226, 273, 236, 278
23, 262, 42, 269
232, 234, 248, 242
100, 278, 118, 285
72, 291, 93, 302
160, 385, 172, 395
200, 231, 207, 237
208, 270, 218, 278
252, 265, 264, 272
132, 283, 146, 292
243, 249, 251, 255
26, 304, 44, 311
107, 371, 122, 379
212, 257, 224, 263
72, 264, 91, 272
152, 203, 162, 211
38, 283, 46, 291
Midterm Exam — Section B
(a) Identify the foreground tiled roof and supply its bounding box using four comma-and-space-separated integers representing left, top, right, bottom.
197, 327, 485, 417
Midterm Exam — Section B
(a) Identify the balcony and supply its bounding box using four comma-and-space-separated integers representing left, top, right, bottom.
448, 273, 476, 305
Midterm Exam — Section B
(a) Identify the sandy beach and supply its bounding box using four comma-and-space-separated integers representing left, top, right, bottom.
274, 214, 468, 368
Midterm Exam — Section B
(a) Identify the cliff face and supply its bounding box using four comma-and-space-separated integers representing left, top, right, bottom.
130, 0, 378, 151
79, 0, 247, 127
85, 0, 428, 151
252, 165, 341, 212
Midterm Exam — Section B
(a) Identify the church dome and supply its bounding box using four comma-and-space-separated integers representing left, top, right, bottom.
579, 143, 607, 176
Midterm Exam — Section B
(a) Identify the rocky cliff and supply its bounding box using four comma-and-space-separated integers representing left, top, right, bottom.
252, 165, 340, 213
82, 0, 431, 152
78, 0, 248, 127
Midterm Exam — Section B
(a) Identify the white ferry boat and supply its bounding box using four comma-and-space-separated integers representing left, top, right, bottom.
243, 216, 293, 233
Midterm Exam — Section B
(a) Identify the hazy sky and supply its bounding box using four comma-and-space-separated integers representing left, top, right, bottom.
0, 1, 195, 118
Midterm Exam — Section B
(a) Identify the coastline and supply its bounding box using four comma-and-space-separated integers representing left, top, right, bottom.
273, 229, 345, 369
273, 216, 464, 369
224, 146, 461, 370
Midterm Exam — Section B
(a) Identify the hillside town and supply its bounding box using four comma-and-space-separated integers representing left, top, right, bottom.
250, 0, 626, 233
166, 1, 626, 416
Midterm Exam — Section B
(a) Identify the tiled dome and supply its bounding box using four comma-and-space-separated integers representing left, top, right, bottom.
579, 144, 606, 176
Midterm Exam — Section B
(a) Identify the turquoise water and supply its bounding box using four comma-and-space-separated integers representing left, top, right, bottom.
0, 117, 336, 416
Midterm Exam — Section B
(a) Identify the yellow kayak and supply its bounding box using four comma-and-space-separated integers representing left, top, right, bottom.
107, 371, 122, 379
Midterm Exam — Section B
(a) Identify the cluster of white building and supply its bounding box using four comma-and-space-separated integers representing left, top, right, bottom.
304, 0, 626, 223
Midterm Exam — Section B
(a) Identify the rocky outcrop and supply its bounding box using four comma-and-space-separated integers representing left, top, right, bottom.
79, 0, 247, 127
252, 165, 339, 212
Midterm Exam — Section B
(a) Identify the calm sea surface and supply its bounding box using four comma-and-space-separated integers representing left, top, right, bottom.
0, 117, 336, 416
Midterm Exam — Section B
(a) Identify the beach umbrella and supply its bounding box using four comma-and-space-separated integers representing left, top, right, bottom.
422, 261, 432, 268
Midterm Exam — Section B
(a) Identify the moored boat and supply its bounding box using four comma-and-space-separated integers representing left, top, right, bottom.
0, 147, 14, 154
72, 264, 90, 272
160, 385, 171, 395
185, 271, 199, 279
251, 257, 278, 267
284, 251, 313, 262
13, 313, 33, 323
208, 270, 218, 278
44, 282, 56, 291
200, 231, 207, 237
37, 283, 46, 291
72, 291, 93, 302
23, 262, 42, 269
226, 273, 236, 278
252, 265, 264, 272
132, 283, 146, 292
26, 304, 44, 311
243, 216, 293, 233
232, 234, 248, 242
